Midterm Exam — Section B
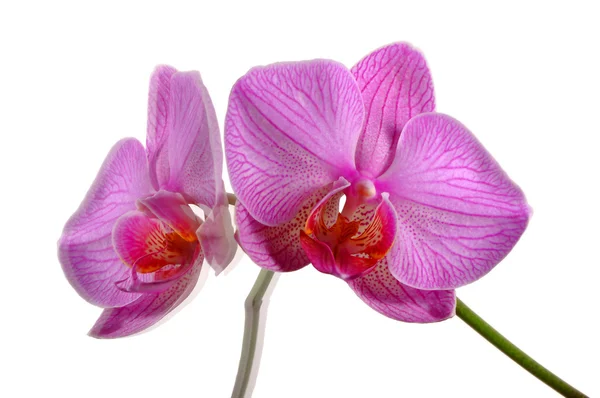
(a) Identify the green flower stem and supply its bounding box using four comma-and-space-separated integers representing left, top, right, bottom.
231, 269, 276, 398
226, 196, 585, 396
456, 298, 587, 397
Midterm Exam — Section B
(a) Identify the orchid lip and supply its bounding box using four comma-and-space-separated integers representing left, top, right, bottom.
112, 209, 201, 294
301, 184, 397, 281
115, 254, 195, 294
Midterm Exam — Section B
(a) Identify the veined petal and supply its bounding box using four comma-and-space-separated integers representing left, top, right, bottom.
378, 113, 530, 289
166, 71, 223, 209
348, 259, 455, 323
198, 182, 237, 274
89, 255, 203, 338
58, 138, 151, 308
225, 60, 364, 226
352, 43, 435, 177
147, 65, 177, 190
235, 184, 343, 272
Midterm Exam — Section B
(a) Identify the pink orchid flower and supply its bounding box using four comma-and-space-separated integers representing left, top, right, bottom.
226, 43, 530, 323
59, 66, 236, 338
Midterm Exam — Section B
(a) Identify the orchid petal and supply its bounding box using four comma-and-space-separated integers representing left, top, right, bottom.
58, 138, 151, 307
378, 113, 530, 289
235, 182, 345, 272
351, 43, 435, 177
348, 259, 455, 323
147, 65, 177, 190
165, 71, 223, 209
197, 182, 237, 274
89, 256, 203, 338
225, 60, 364, 226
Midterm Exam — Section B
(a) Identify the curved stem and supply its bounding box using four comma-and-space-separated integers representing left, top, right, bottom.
231, 269, 276, 398
456, 298, 587, 397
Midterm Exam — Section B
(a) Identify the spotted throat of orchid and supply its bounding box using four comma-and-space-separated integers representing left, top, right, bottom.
113, 190, 204, 294
58, 66, 236, 338
299, 179, 396, 281
226, 43, 530, 323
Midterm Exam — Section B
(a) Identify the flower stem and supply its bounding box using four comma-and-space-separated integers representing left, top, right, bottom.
231, 269, 276, 398
455, 298, 587, 397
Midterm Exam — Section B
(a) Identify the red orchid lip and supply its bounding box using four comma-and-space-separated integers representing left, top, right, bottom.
112, 209, 199, 274
301, 185, 397, 281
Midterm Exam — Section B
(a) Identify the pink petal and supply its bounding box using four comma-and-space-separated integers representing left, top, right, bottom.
165, 71, 223, 209
58, 138, 151, 307
147, 65, 177, 190
225, 60, 364, 226
198, 182, 237, 274
89, 256, 203, 338
351, 43, 435, 177
348, 259, 455, 323
377, 113, 531, 289
234, 184, 343, 272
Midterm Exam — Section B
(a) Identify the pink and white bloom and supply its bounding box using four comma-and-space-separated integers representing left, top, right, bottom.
226, 43, 530, 323
59, 66, 236, 338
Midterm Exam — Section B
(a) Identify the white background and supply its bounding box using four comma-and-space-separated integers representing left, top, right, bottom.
1, 1, 598, 397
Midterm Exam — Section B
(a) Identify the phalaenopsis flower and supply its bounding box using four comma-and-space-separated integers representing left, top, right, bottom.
59, 66, 236, 338
226, 43, 530, 322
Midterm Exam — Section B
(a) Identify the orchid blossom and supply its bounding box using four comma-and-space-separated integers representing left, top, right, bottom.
226, 43, 530, 323
59, 66, 236, 338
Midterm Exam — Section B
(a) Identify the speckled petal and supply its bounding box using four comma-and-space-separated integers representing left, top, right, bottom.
58, 138, 151, 308
352, 43, 435, 177
165, 71, 223, 209
378, 113, 530, 289
225, 60, 364, 226
89, 254, 203, 338
348, 259, 455, 323
235, 183, 343, 272
147, 65, 177, 189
